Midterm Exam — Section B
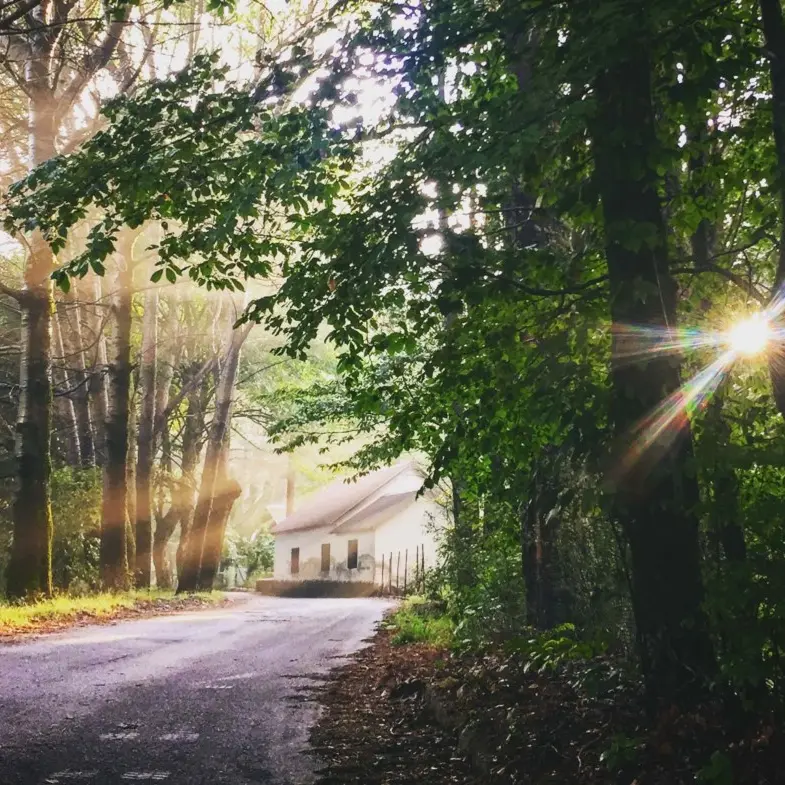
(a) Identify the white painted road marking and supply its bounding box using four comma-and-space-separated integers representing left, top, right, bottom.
121, 773, 170, 781
216, 671, 256, 682
99, 731, 139, 740
200, 684, 234, 690
44, 771, 98, 783
160, 731, 199, 741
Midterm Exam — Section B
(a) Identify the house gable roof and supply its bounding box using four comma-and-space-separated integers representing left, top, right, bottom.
273, 462, 419, 535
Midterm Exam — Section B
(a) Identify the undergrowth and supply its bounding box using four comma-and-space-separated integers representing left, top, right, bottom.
0, 590, 222, 631
385, 596, 454, 647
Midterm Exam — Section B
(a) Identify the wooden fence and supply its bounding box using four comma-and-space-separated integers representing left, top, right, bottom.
378, 543, 427, 595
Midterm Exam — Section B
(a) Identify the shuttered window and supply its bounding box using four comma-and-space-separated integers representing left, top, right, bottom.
347, 539, 359, 570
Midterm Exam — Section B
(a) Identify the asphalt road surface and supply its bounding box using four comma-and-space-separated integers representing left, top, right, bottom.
0, 594, 394, 785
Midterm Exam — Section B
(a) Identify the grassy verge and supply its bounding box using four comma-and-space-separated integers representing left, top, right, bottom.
384, 596, 454, 647
0, 590, 223, 634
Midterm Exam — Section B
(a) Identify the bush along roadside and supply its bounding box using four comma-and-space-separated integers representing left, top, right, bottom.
312, 601, 785, 785
0, 591, 225, 637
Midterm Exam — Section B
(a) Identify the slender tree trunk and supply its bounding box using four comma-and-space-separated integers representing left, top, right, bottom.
100, 239, 133, 590
135, 288, 158, 587
178, 319, 249, 593
60, 289, 95, 466
52, 305, 81, 466
521, 472, 541, 626
151, 298, 179, 587
125, 394, 137, 572
6, 76, 56, 598
591, 27, 714, 701
82, 274, 109, 466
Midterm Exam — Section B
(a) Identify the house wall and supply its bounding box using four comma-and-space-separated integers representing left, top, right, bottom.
273, 529, 376, 582
373, 498, 442, 588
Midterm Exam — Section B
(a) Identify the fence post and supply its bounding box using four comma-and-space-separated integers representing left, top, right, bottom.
396, 551, 401, 592
389, 552, 392, 591
404, 549, 408, 594
421, 544, 425, 592
380, 555, 385, 593
415, 545, 419, 593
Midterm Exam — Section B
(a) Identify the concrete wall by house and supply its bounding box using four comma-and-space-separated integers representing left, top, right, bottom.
273, 529, 376, 582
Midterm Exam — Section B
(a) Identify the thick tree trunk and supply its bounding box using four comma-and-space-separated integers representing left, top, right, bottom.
592, 34, 714, 701
198, 442, 242, 590
174, 366, 206, 587
759, 0, 785, 415
153, 508, 178, 590
100, 241, 133, 590
178, 319, 249, 593
60, 289, 95, 466
52, 305, 81, 466
6, 77, 56, 599
7, 236, 54, 598
135, 288, 158, 587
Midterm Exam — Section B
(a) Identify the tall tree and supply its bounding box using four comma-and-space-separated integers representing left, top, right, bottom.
588, 4, 714, 699
135, 287, 158, 587
178, 312, 250, 592
100, 236, 133, 589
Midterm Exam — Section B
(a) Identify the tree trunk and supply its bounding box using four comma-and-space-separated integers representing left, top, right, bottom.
52, 304, 81, 466
175, 363, 207, 587
759, 0, 785, 416
125, 393, 137, 572
153, 508, 178, 590
591, 31, 714, 701
100, 240, 133, 590
135, 288, 158, 587
151, 297, 179, 587
198, 441, 242, 591
60, 288, 95, 466
5, 77, 56, 599
178, 319, 249, 593
82, 274, 109, 466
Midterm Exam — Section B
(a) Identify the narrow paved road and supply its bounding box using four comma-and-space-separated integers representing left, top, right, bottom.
0, 594, 393, 785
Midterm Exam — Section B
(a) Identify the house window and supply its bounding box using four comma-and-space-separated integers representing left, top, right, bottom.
321, 543, 331, 573
347, 539, 359, 570
291, 547, 299, 575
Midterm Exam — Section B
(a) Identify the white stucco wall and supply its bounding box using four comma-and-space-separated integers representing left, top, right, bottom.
273, 497, 444, 585
373, 498, 442, 588
273, 529, 376, 582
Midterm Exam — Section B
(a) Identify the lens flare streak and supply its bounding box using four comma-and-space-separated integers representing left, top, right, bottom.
614, 291, 785, 477
618, 351, 735, 476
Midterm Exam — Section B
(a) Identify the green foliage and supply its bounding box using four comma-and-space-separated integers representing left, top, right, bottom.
222, 528, 275, 584
50, 468, 102, 593
386, 597, 454, 647
697, 751, 734, 785
600, 733, 644, 773
505, 624, 604, 674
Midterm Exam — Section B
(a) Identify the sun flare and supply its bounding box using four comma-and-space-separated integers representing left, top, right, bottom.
727, 313, 772, 357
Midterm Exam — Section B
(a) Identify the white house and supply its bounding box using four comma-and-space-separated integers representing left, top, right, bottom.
272, 461, 441, 587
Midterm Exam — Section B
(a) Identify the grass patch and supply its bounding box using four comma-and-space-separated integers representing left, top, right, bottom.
0, 590, 222, 633
385, 596, 454, 647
